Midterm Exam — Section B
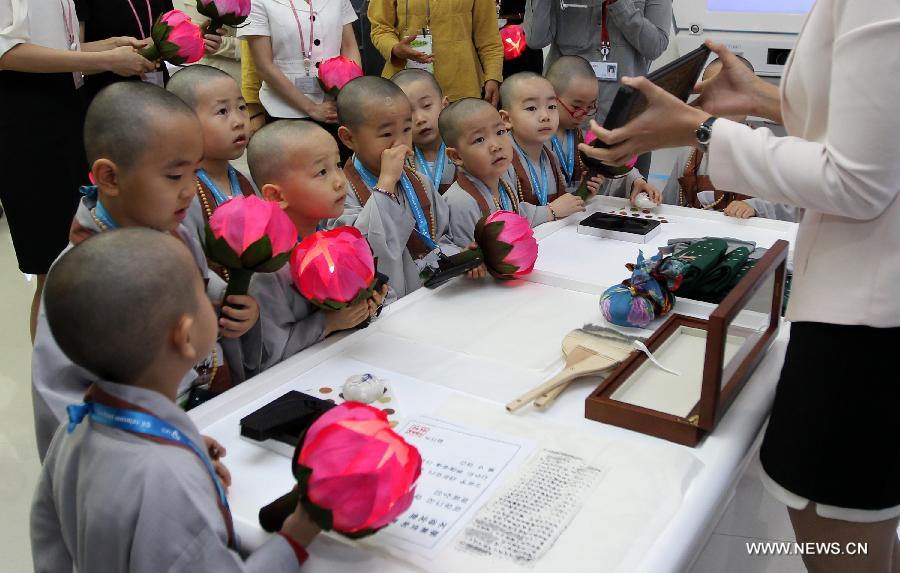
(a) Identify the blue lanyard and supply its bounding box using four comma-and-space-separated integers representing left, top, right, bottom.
497, 180, 512, 212
414, 144, 446, 191
515, 141, 550, 205
80, 185, 120, 229
353, 156, 437, 251
67, 400, 235, 543
550, 131, 575, 184
196, 167, 242, 206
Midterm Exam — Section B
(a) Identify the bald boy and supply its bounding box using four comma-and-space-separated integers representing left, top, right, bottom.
32, 229, 319, 573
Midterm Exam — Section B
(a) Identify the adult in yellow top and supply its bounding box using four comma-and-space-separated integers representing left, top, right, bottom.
368, 0, 504, 104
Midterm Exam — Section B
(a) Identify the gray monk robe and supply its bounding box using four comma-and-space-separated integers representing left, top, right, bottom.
31, 194, 260, 460
445, 168, 549, 248
32, 381, 305, 573
327, 158, 460, 301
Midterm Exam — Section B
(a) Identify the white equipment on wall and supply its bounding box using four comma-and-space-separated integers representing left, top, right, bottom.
672, 0, 814, 78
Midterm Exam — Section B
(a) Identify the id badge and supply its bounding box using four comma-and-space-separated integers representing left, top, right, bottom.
144, 71, 165, 87
294, 75, 324, 97
592, 61, 618, 82
73, 72, 84, 90
407, 33, 434, 74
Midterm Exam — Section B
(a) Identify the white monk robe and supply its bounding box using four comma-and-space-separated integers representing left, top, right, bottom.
32, 380, 305, 573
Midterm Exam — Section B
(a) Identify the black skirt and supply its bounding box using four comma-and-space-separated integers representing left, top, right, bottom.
0, 71, 87, 274
760, 322, 900, 511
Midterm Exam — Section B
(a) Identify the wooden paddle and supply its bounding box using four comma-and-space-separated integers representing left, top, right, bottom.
506, 330, 635, 412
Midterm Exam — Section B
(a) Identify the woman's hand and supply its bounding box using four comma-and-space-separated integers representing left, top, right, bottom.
305, 101, 338, 124
483, 80, 500, 107
579, 76, 710, 166
104, 46, 157, 77
391, 34, 434, 64
693, 39, 777, 121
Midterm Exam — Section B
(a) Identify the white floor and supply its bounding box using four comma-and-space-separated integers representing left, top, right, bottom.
0, 207, 811, 572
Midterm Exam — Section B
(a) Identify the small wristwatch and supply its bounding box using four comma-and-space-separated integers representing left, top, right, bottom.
696, 116, 718, 152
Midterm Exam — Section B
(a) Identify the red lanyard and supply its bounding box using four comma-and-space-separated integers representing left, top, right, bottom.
125, 0, 154, 39
286, 0, 315, 75
600, 1, 611, 59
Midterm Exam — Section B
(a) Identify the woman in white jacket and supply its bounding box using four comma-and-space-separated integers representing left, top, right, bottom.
583, 2, 900, 571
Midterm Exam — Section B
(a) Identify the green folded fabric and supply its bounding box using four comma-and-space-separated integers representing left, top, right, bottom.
697, 246, 752, 299
673, 238, 729, 295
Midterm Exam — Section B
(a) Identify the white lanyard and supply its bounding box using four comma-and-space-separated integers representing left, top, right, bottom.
286, 0, 315, 75
59, 0, 77, 50
124, 0, 153, 39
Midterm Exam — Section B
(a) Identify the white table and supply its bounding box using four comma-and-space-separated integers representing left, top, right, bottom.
190, 198, 798, 573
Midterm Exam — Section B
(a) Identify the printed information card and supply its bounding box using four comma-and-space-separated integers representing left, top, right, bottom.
379, 417, 534, 558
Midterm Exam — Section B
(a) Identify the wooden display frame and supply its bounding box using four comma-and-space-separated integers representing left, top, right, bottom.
585, 240, 789, 447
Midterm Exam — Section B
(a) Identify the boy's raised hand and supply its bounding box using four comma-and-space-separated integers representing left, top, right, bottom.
464, 243, 487, 279
584, 174, 606, 197
629, 178, 662, 206
548, 193, 586, 220
219, 295, 260, 338
377, 145, 413, 192
282, 490, 321, 548
322, 299, 370, 337
724, 200, 756, 219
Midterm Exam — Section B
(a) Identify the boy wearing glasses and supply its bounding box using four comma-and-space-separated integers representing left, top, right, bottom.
498, 72, 586, 222
545, 56, 661, 205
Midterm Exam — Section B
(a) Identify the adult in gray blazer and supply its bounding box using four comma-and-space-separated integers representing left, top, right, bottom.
582, 0, 900, 569
523, 0, 672, 122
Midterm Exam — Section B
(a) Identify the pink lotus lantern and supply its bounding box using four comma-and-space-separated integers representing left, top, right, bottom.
203, 195, 298, 297
474, 211, 538, 279
196, 0, 251, 36
140, 10, 205, 65
500, 25, 526, 60
290, 226, 378, 310
317, 56, 364, 98
259, 402, 422, 538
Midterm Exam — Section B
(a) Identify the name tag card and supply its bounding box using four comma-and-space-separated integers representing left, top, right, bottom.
294, 75, 324, 97
592, 61, 618, 81
407, 33, 434, 74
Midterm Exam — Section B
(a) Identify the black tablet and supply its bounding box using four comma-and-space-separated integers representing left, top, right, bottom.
602, 44, 712, 132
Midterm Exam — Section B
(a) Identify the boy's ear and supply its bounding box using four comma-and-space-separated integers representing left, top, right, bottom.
445, 146, 462, 166
171, 315, 198, 363
92, 159, 120, 197
337, 126, 355, 151
261, 183, 289, 211
498, 109, 512, 130
440, 96, 450, 110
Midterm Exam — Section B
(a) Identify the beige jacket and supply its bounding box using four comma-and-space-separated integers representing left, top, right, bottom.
708, 0, 900, 327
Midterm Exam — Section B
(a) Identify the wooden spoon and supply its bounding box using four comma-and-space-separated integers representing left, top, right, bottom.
506, 330, 634, 412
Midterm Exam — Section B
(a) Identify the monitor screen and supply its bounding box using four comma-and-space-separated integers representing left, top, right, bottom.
707, 0, 814, 13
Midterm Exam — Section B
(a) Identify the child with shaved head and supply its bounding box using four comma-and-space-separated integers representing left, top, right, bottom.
440, 98, 552, 248
499, 72, 586, 221
247, 120, 386, 373
333, 76, 460, 301
545, 56, 662, 205
32, 83, 258, 459
167, 64, 256, 246
31, 229, 319, 573
390, 69, 456, 195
